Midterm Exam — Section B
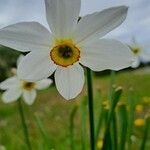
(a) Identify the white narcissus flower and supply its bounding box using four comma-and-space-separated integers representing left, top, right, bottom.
0, 55, 53, 105
0, 76, 53, 105
129, 42, 150, 68
0, 0, 134, 100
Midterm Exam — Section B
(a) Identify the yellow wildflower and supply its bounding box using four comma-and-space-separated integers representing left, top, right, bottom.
135, 105, 143, 113
143, 97, 150, 104
134, 118, 145, 127
97, 139, 103, 149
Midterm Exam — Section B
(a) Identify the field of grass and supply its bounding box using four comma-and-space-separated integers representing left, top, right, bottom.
0, 68, 150, 150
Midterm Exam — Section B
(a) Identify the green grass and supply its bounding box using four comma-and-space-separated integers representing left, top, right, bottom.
0, 68, 150, 150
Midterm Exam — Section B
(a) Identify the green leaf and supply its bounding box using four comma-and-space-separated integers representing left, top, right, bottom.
111, 112, 118, 150
34, 114, 52, 150
140, 115, 150, 150
95, 90, 103, 142
102, 87, 123, 150
118, 104, 128, 150
127, 89, 136, 150
69, 105, 78, 150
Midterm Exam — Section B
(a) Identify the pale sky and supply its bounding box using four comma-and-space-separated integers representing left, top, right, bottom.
0, 0, 150, 45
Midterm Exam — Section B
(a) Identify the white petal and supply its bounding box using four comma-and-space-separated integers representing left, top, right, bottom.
23, 90, 37, 105
45, 0, 81, 37
0, 76, 19, 90
2, 88, 22, 103
17, 50, 57, 81
80, 39, 134, 71
73, 6, 128, 44
131, 57, 140, 68
35, 79, 53, 90
55, 64, 84, 100
0, 22, 52, 52
17, 55, 24, 67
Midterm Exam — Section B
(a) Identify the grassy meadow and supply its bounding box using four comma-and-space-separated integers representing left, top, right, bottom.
0, 66, 150, 150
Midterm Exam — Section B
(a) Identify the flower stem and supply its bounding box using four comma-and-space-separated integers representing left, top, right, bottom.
17, 99, 32, 150
140, 115, 150, 150
86, 68, 95, 150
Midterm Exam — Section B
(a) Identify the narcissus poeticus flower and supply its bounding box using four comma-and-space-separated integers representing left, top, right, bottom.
0, 56, 52, 105
0, 77, 52, 105
129, 42, 150, 68
0, 0, 133, 100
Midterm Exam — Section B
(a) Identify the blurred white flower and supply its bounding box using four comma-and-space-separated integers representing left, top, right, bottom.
0, 55, 53, 105
129, 39, 150, 68
0, 145, 6, 150
0, 77, 52, 105
0, 0, 133, 100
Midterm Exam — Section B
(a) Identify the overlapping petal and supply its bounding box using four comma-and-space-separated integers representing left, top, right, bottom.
23, 90, 37, 105
45, 0, 81, 37
0, 22, 52, 52
17, 55, 24, 67
35, 79, 53, 90
55, 63, 84, 100
73, 6, 128, 45
80, 39, 133, 71
0, 76, 19, 90
2, 88, 22, 103
131, 57, 140, 68
18, 50, 57, 81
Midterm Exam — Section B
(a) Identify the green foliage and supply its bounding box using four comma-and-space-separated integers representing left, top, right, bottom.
102, 87, 122, 150
80, 96, 88, 150
69, 105, 78, 150
118, 104, 128, 150
34, 114, 53, 150
0, 46, 20, 81
140, 115, 150, 150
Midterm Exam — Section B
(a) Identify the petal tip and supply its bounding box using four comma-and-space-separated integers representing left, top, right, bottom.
115, 5, 129, 15
118, 5, 129, 10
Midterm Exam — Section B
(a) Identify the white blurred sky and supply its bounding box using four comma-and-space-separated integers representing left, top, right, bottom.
0, 0, 150, 45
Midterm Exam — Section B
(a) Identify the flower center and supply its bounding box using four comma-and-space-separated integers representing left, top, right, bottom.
50, 39, 80, 67
58, 45, 73, 58
22, 81, 35, 91
131, 47, 140, 55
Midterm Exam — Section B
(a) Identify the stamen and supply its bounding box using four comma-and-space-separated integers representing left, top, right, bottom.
22, 82, 35, 91
58, 45, 73, 58
131, 47, 140, 55
50, 40, 80, 67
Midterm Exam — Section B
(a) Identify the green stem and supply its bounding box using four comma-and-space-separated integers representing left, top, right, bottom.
111, 112, 118, 150
109, 71, 116, 101
140, 116, 150, 150
127, 89, 135, 150
118, 104, 128, 150
102, 87, 122, 150
87, 68, 95, 150
17, 99, 32, 150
